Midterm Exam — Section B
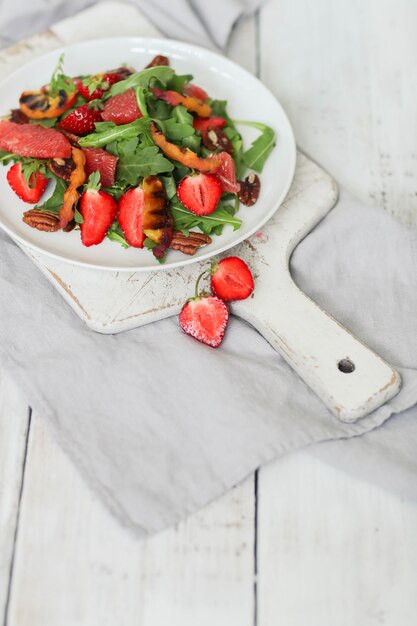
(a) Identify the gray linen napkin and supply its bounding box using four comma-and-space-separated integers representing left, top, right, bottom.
0, 0, 259, 50
1, 188, 417, 536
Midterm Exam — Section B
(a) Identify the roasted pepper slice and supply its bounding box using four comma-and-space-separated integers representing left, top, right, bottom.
142, 175, 173, 250
150, 122, 221, 173
151, 88, 212, 117
59, 147, 86, 229
19, 89, 77, 120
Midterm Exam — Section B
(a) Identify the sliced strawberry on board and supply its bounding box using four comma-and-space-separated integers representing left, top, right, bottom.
183, 83, 209, 101
6, 162, 49, 204
101, 89, 142, 125
177, 174, 222, 216
193, 116, 226, 134
83, 147, 118, 188
118, 186, 146, 248
213, 151, 239, 194
179, 294, 229, 348
211, 256, 255, 302
59, 103, 102, 136
79, 172, 118, 247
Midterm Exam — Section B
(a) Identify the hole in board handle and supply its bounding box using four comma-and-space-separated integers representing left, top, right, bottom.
338, 358, 355, 374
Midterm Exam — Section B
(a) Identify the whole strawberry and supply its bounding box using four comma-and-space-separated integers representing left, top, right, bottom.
59, 103, 102, 136
179, 272, 229, 348
211, 256, 254, 302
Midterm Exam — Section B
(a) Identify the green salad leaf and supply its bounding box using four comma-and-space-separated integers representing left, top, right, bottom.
107, 66, 175, 98
48, 53, 75, 97
79, 119, 150, 148
107, 222, 129, 248
34, 177, 67, 214
116, 138, 174, 184
234, 121, 276, 173
170, 196, 241, 236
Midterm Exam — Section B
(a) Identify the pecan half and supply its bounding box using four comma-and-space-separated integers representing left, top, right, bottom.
10, 108, 29, 124
169, 231, 212, 256
145, 55, 170, 68
238, 173, 261, 206
22, 210, 60, 232
49, 157, 75, 182
202, 126, 233, 154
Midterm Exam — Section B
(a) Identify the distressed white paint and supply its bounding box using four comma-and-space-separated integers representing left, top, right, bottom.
0, 373, 29, 616
7, 415, 254, 626
257, 452, 417, 626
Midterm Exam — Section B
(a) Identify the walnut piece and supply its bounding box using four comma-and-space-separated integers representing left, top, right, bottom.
202, 126, 233, 154
145, 55, 170, 68
238, 173, 261, 206
169, 231, 212, 255
22, 210, 60, 232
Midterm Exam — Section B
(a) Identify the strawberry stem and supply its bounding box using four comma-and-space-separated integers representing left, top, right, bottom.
194, 269, 209, 298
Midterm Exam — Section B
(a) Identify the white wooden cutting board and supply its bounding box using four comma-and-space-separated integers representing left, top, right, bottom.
0, 2, 401, 422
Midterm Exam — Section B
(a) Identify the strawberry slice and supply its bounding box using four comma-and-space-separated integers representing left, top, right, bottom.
74, 68, 129, 101
211, 256, 255, 302
79, 173, 118, 247
59, 103, 102, 136
177, 174, 222, 216
7, 162, 49, 203
193, 116, 226, 134
179, 295, 229, 348
101, 89, 142, 125
183, 83, 209, 101
213, 152, 239, 194
118, 187, 146, 248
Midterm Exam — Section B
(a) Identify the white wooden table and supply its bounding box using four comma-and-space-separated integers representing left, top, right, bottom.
1, 1, 417, 624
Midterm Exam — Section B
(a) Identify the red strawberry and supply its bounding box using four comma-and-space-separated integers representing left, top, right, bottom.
79, 172, 118, 246
118, 187, 145, 248
193, 116, 226, 134
183, 83, 209, 100
6, 162, 48, 203
179, 295, 229, 348
177, 174, 222, 216
59, 103, 102, 136
101, 89, 142, 125
211, 256, 254, 302
74, 69, 126, 101
213, 151, 239, 194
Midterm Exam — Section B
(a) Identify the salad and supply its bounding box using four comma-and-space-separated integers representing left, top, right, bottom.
0, 54, 276, 261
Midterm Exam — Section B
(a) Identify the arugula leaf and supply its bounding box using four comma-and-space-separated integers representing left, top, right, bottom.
146, 96, 172, 120
210, 99, 236, 130
135, 86, 149, 117
170, 196, 241, 236
48, 54, 75, 98
0, 150, 18, 165
34, 177, 67, 214
224, 126, 245, 178
29, 118, 56, 128
116, 138, 174, 184
181, 134, 201, 152
107, 222, 130, 248
164, 119, 195, 141
166, 73, 193, 93
160, 173, 177, 199
234, 120, 276, 173
74, 207, 84, 224
79, 119, 149, 148
107, 66, 175, 98
20, 159, 48, 188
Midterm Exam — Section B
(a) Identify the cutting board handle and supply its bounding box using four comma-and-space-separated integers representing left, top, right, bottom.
234, 277, 401, 422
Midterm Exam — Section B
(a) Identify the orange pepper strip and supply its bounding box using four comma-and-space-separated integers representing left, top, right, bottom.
151, 88, 211, 117
20, 90, 77, 120
150, 122, 221, 173
59, 147, 86, 229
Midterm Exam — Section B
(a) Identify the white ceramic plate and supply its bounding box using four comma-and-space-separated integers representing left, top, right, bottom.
0, 37, 296, 271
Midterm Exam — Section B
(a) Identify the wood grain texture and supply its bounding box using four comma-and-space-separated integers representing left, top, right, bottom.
0, 373, 30, 618
259, 0, 417, 228
256, 452, 417, 626
7, 415, 254, 626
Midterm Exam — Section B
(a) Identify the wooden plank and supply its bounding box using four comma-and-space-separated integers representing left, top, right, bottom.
0, 372, 30, 619
7, 415, 255, 626
259, 0, 417, 228
256, 452, 417, 626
